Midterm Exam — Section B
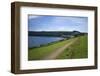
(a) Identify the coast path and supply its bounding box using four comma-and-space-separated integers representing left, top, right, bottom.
43, 38, 77, 60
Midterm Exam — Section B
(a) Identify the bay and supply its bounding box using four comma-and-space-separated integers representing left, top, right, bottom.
28, 36, 64, 48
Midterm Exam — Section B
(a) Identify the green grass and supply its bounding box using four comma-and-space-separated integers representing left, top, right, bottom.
28, 38, 75, 60
28, 35, 88, 60
56, 35, 88, 59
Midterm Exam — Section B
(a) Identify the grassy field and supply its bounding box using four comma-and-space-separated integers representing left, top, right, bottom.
28, 35, 88, 60
57, 35, 88, 59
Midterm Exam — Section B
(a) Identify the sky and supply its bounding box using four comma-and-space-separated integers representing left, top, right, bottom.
28, 15, 88, 33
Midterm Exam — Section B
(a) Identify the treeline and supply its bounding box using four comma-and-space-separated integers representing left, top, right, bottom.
28, 31, 87, 37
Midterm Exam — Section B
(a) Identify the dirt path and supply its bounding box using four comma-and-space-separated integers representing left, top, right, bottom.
43, 38, 77, 60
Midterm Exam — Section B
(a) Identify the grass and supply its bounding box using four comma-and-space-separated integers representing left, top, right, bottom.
56, 35, 88, 59
28, 38, 74, 60
28, 35, 88, 60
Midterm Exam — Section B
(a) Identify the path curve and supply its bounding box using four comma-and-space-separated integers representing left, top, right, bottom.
43, 38, 77, 60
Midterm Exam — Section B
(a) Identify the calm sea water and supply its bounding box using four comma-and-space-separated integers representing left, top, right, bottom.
28, 36, 64, 48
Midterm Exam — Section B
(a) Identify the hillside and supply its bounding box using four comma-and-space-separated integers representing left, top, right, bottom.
28, 35, 88, 60
28, 31, 86, 37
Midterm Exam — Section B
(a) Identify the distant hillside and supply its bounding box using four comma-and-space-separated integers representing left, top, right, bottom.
28, 31, 86, 37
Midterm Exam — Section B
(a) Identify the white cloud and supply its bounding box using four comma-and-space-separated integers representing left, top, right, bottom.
28, 15, 40, 19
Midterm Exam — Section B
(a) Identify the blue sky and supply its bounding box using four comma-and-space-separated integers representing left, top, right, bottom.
28, 15, 88, 32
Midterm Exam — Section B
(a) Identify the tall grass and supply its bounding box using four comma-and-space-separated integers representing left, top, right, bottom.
57, 35, 88, 59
